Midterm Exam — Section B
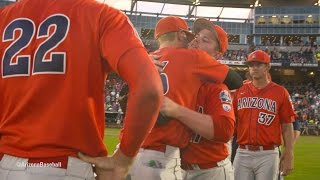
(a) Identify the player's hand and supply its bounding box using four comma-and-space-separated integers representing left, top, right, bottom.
78, 150, 134, 180
279, 149, 294, 176
160, 97, 180, 118
78, 152, 114, 180
149, 54, 164, 72
111, 149, 135, 178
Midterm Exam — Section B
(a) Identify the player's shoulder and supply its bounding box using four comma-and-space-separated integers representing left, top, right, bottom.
171, 48, 210, 58
232, 81, 250, 96
269, 82, 289, 92
162, 47, 198, 62
203, 82, 228, 90
169, 47, 197, 55
190, 48, 213, 59
200, 82, 229, 96
82, 0, 114, 14
239, 80, 251, 89
189, 48, 207, 54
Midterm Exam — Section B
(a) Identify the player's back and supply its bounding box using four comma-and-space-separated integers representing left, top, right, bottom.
157, 47, 204, 109
142, 47, 229, 149
0, 0, 134, 158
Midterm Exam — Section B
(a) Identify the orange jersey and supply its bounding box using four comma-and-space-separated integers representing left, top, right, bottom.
142, 48, 229, 150
0, 0, 146, 158
181, 83, 235, 164
233, 81, 296, 146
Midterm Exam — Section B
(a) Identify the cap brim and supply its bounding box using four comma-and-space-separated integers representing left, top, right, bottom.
180, 28, 195, 42
244, 60, 267, 65
193, 18, 215, 34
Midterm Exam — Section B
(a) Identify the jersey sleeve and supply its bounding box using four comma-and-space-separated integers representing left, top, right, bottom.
204, 84, 235, 143
99, 6, 145, 73
193, 50, 229, 83
279, 87, 296, 124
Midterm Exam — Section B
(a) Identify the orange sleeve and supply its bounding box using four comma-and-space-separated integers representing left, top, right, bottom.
99, 6, 145, 73
204, 84, 235, 143
193, 50, 229, 83
99, 7, 163, 157
279, 87, 296, 124
116, 48, 163, 157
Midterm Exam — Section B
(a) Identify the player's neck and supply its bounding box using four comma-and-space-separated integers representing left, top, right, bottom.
252, 78, 270, 89
159, 41, 183, 49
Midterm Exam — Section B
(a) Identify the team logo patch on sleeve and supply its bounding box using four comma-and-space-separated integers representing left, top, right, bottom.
220, 90, 232, 104
222, 104, 231, 112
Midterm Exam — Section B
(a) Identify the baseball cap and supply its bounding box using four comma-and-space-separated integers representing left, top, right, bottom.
193, 18, 228, 54
245, 50, 270, 64
155, 16, 195, 42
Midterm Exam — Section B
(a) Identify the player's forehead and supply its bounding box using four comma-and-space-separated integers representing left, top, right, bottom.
196, 29, 216, 42
247, 61, 266, 67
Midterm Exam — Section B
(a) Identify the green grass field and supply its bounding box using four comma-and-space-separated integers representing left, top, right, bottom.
104, 128, 120, 153
104, 128, 320, 179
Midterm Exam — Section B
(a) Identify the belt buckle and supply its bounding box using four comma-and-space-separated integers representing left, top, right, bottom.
182, 163, 198, 170
247, 145, 260, 151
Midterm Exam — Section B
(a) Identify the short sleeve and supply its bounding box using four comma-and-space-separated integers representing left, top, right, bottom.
279, 88, 296, 123
203, 84, 235, 142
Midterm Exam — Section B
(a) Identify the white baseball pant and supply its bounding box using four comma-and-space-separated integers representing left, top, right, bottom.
126, 145, 182, 180
233, 146, 279, 180
0, 154, 94, 180
182, 158, 234, 180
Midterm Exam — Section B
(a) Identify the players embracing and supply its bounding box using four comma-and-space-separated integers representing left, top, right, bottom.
125, 16, 242, 180
145, 18, 240, 180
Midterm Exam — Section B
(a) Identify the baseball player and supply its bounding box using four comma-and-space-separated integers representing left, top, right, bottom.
128, 16, 240, 180
0, 0, 163, 179
233, 50, 296, 180
190, 19, 236, 161
157, 18, 236, 180
81, 16, 242, 180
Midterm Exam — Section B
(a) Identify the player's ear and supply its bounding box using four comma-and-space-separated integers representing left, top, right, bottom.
177, 30, 187, 40
266, 64, 271, 71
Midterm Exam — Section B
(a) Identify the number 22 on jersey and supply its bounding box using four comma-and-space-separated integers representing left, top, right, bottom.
1, 14, 70, 78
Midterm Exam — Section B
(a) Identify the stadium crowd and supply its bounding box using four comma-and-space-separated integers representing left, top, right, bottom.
261, 39, 317, 47
222, 46, 318, 64
104, 73, 126, 113
104, 39, 319, 134
284, 81, 320, 135
105, 75, 320, 135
